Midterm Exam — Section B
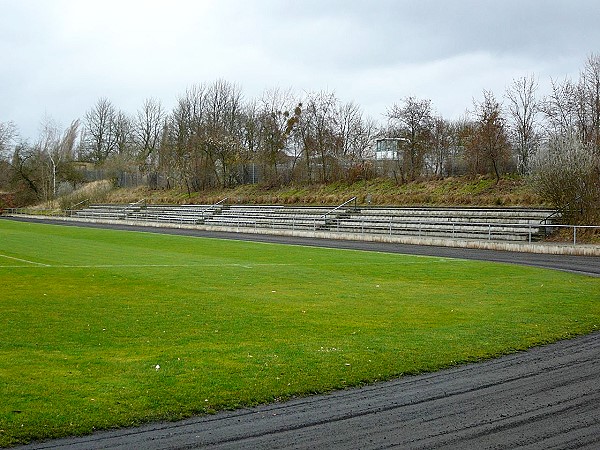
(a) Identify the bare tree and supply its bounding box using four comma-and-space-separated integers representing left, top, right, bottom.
9, 143, 48, 202
161, 84, 208, 190
335, 101, 361, 161
0, 121, 18, 160
257, 88, 301, 185
160, 81, 247, 191
0, 121, 19, 197
429, 116, 453, 177
532, 132, 600, 224
352, 115, 378, 162
34, 117, 81, 198
134, 98, 165, 170
112, 111, 134, 156
579, 53, 600, 153
449, 116, 477, 176
505, 75, 540, 174
386, 96, 433, 181
239, 100, 261, 183
203, 79, 245, 187
299, 91, 341, 183
541, 77, 578, 137
333, 101, 379, 181
56, 120, 83, 189
36, 115, 61, 199
467, 91, 511, 182
84, 98, 118, 163
539, 53, 600, 161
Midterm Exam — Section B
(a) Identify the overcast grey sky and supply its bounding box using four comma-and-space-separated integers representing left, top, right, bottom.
1, 0, 599, 140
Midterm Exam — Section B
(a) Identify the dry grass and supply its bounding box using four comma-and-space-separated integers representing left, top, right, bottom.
105, 176, 545, 208
56, 180, 114, 210
544, 227, 600, 245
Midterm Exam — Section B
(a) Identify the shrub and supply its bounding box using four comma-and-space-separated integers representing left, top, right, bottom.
57, 180, 114, 210
532, 134, 600, 224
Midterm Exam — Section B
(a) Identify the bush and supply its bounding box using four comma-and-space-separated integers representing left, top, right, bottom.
57, 180, 114, 210
531, 134, 600, 224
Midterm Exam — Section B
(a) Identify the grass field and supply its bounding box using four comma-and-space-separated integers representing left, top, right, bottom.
0, 220, 598, 447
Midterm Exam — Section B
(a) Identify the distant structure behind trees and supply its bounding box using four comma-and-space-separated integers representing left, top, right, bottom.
1, 55, 599, 224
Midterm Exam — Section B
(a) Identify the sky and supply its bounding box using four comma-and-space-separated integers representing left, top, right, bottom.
1, 0, 599, 141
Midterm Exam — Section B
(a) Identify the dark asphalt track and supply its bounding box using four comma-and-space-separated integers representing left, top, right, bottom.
6, 217, 600, 449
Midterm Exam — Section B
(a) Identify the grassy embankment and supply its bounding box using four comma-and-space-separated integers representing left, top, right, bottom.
1, 220, 598, 446
104, 176, 543, 207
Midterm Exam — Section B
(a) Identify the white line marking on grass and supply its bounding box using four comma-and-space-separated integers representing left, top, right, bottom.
0, 253, 50, 266
56, 264, 231, 268
0, 263, 293, 269
0, 265, 46, 268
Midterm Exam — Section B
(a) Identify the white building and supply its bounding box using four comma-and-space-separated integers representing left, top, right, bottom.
374, 137, 408, 160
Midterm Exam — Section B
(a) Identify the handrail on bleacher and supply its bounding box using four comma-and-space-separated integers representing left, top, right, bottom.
117, 198, 147, 219
129, 198, 146, 207
320, 197, 357, 220
197, 197, 228, 219
69, 199, 90, 210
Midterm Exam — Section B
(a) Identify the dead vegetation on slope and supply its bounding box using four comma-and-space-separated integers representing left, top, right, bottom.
106, 176, 543, 208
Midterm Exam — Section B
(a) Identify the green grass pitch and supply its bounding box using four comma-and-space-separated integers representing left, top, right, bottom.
0, 220, 598, 446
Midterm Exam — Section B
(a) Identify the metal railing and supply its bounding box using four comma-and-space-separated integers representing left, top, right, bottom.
198, 217, 599, 245
320, 197, 357, 220
322, 220, 599, 245
188, 197, 229, 224
119, 198, 147, 218
4, 208, 65, 217
199, 197, 228, 216
69, 199, 90, 210
128, 198, 147, 208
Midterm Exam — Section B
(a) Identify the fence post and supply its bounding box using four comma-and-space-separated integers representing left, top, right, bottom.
573, 226, 577, 245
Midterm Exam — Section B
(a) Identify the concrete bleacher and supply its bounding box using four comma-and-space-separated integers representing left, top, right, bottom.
127, 204, 218, 224
73, 204, 129, 221
326, 207, 554, 242
74, 203, 220, 225
71, 203, 557, 243
203, 205, 330, 230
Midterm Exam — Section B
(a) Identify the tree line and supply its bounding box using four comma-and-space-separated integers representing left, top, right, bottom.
1, 54, 599, 222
